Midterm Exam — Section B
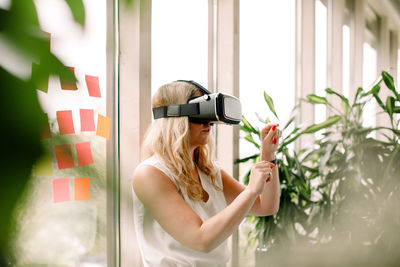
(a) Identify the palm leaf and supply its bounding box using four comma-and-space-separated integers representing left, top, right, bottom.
65, 0, 85, 26
302, 115, 341, 134
306, 94, 328, 105
264, 91, 279, 120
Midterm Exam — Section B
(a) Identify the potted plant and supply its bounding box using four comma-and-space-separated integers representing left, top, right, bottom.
238, 71, 400, 266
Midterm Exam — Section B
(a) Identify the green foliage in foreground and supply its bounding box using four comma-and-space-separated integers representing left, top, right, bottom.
238, 71, 400, 266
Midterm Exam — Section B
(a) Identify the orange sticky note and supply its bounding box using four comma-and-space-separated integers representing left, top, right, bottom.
96, 114, 111, 139
74, 178, 90, 201
85, 75, 101, 98
80, 109, 95, 132
53, 178, 70, 202
41, 113, 51, 139
54, 144, 75, 169
60, 66, 77, 90
76, 142, 93, 166
56, 110, 75, 134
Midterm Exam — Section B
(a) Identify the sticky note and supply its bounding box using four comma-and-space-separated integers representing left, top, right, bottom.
74, 178, 90, 201
85, 75, 101, 98
54, 144, 75, 169
80, 109, 95, 132
41, 113, 51, 139
32, 62, 49, 93
96, 114, 111, 139
53, 178, 70, 202
56, 110, 75, 135
60, 66, 77, 90
76, 142, 93, 166
33, 151, 53, 177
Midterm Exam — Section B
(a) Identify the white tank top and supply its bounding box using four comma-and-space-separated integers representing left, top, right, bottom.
132, 155, 230, 267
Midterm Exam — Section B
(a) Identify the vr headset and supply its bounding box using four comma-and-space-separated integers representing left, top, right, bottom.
152, 80, 242, 125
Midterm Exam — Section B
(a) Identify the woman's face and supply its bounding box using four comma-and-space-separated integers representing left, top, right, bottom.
189, 121, 212, 149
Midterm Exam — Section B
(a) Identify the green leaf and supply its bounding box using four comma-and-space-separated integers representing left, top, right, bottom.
302, 115, 341, 134
264, 91, 279, 120
306, 94, 328, 105
386, 96, 395, 119
354, 87, 363, 102
241, 116, 259, 135
235, 153, 259, 164
244, 135, 260, 149
65, 0, 85, 26
363, 83, 381, 96
373, 93, 386, 111
282, 116, 295, 131
394, 106, 400, 113
382, 71, 398, 99
325, 88, 350, 112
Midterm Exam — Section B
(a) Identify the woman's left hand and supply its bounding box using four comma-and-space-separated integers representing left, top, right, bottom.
260, 123, 281, 162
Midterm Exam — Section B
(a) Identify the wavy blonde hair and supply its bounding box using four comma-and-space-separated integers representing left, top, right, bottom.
141, 81, 221, 201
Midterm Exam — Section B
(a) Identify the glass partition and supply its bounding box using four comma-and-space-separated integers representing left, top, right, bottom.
12, 0, 111, 265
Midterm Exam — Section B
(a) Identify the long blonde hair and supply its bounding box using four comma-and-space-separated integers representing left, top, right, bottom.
142, 81, 221, 201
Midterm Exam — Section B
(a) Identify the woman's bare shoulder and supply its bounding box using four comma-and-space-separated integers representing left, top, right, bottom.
133, 164, 178, 198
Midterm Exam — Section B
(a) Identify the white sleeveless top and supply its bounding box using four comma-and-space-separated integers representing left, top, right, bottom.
132, 155, 230, 267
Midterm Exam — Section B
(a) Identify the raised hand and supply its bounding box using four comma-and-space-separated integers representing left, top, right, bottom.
260, 123, 281, 162
247, 161, 275, 196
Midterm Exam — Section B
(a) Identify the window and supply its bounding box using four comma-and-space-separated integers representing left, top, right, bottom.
239, 0, 295, 157
12, 1, 112, 265
315, 0, 327, 124
239, 0, 295, 264
151, 0, 208, 95
362, 8, 378, 130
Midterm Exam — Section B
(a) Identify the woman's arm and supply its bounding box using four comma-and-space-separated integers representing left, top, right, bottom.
222, 123, 281, 216
133, 160, 270, 253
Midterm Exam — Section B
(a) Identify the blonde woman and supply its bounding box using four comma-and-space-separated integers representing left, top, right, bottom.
132, 81, 281, 266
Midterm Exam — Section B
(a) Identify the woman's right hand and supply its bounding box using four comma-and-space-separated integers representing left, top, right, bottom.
246, 161, 275, 196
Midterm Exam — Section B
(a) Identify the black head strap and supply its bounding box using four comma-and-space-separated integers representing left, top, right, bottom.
176, 80, 212, 95
152, 80, 210, 120
153, 103, 200, 119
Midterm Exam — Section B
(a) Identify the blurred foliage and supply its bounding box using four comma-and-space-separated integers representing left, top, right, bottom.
0, 0, 86, 264
238, 71, 400, 266
0, 0, 135, 264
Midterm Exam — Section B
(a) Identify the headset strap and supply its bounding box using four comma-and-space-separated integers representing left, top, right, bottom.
176, 80, 212, 95
153, 103, 200, 119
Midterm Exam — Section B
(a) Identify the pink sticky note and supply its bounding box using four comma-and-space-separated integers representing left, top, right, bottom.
53, 178, 70, 202
85, 75, 101, 98
76, 142, 93, 166
60, 66, 77, 90
96, 114, 111, 139
74, 178, 90, 201
57, 110, 75, 135
80, 109, 95, 132
54, 144, 75, 169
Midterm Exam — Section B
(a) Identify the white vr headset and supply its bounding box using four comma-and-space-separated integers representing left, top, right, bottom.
152, 80, 242, 125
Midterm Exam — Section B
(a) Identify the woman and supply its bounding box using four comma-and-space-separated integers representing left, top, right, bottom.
132, 81, 281, 266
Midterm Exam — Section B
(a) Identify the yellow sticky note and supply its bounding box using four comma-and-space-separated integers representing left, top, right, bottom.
96, 114, 111, 139
33, 152, 53, 177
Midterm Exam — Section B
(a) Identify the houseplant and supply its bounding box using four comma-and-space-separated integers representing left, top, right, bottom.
238, 71, 400, 266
